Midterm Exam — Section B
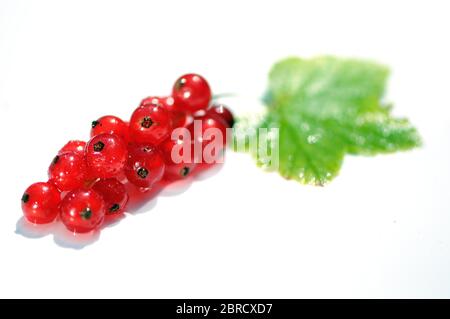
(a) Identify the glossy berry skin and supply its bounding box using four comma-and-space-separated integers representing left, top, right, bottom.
129, 104, 171, 145
188, 114, 228, 144
124, 144, 165, 188
85, 133, 127, 179
140, 96, 167, 109
207, 104, 234, 128
187, 115, 228, 164
59, 140, 86, 155
160, 138, 196, 180
172, 74, 211, 112
59, 189, 105, 233
92, 178, 128, 215
91, 115, 129, 142
21, 182, 61, 224
161, 96, 191, 129
48, 152, 87, 191
140, 96, 189, 129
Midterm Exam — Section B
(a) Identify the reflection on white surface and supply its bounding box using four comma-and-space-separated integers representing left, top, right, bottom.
16, 216, 100, 249
14, 163, 224, 249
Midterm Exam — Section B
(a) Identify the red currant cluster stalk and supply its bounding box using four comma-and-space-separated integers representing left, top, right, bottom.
21, 74, 234, 234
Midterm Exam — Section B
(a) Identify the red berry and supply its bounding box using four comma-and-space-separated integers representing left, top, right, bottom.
85, 133, 127, 179
129, 104, 171, 145
91, 115, 129, 142
141, 96, 189, 129
171, 111, 191, 129
207, 104, 234, 128
140, 96, 166, 109
188, 115, 228, 144
124, 144, 165, 188
59, 140, 86, 155
92, 178, 128, 215
21, 182, 61, 224
59, 189, 105, 233
48, 152, 87, 191
187, 115, 228, 164
172, 74, 211, 112
160, 138, 196, 180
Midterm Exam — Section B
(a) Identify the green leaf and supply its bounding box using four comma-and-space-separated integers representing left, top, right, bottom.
234, 56, 421, 185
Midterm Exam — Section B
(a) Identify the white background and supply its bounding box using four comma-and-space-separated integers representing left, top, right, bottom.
0, 0, 449, 298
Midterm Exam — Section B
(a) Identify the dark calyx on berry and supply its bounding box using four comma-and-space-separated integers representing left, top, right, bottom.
91, 120, 100, 128
109, 203, 120, 213
141, 116, 154, 128
180, 167, 190, 177
52, 155, 60, 165
21, 193, 30, 203
137, 167, 149, 179
174, 78, 186, 91
93, 141, 105, 152
80, 208, 92, 220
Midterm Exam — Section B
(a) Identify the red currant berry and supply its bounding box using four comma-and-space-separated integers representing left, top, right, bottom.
129, 104, 171, 145
163, 98, 191, 129
48, 152, 87, 191
171, 111, 190, 129
85, 133, 127, 179
207, 104, 234, 128
172, 74, 211, 112
141, 96, 189, 128
21, 182, 61, 224
160, 138, 196, 180
189, 115, 228, 144
59, 188, 105, 233
91, 115, 129, 142
92, 178, 128, 215
59, 140, 86, 155
187, 115, 228, 164
140, 96, 166, 108
124, 144, 165, 188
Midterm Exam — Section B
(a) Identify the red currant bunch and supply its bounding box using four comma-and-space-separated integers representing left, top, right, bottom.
21, 73, 234, 234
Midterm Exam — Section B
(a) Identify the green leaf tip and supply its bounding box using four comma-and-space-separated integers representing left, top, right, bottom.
234, 56, 421, 185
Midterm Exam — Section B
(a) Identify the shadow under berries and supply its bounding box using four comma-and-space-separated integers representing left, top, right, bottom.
15, 163, 224, 249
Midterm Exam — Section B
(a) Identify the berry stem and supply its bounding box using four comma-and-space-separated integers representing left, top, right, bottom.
212, 93, 237, 100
